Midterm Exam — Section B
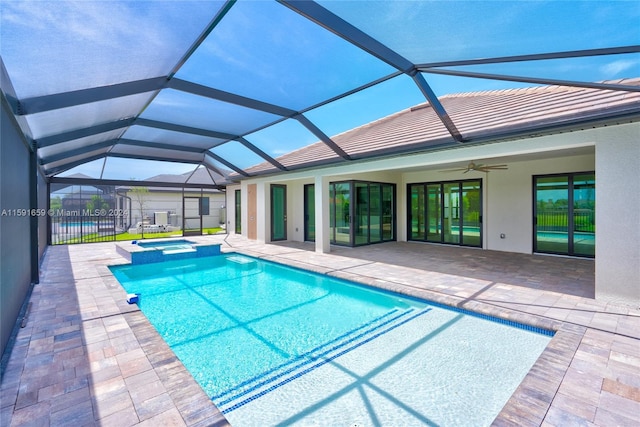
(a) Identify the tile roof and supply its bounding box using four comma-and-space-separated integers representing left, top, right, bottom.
243, 78, 640, 175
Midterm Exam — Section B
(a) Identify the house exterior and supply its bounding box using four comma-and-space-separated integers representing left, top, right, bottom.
226, 81, 640, 305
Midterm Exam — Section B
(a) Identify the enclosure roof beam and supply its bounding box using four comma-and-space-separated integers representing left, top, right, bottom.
279, 0, 414, 73
417, 45, 640, 68
16, 77, 168, 115
135, 117, 237, 142
411, 73, 465, 142
44, 153, 107, 177
205, 151, 249, 177
169, 78, 297, 117
106, 152, 202, 165
36, 118, 135, 148
117, 138, 208, 154
418, 68, 640, 93
49, 176, 223, 190
236, 137, 288, 171
294, 113, 351, 160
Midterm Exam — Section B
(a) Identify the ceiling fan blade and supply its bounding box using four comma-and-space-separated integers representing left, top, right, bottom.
439, 168, 469, 172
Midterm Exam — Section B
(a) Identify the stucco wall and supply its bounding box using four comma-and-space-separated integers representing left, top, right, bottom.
595, 123, 640, 305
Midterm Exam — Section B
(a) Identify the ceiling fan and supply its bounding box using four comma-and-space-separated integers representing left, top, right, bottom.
440, 161, 508, 173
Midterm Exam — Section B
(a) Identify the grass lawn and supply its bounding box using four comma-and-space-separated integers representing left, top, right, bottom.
115, 227, 224, 241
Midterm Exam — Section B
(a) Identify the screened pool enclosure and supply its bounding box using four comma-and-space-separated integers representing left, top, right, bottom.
1, 1, 638, 185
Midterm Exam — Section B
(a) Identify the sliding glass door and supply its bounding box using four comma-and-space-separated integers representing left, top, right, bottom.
329, 181, 395, 246
534, 173, 594, 257
304, 184, 315, 242
270, 184, 287, 241
408, 180, 482, 247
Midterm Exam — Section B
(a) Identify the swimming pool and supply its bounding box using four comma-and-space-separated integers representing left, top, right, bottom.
110, 254, 552, 426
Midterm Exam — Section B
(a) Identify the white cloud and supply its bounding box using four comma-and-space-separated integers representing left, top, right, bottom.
600, 59, 640, 77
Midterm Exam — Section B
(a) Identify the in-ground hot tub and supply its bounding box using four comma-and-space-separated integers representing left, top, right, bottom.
115, 238, 221, 264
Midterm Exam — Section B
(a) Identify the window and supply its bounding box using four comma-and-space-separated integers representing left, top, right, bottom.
200, 197, 210, 216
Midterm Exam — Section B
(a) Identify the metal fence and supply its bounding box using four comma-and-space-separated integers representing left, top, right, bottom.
51, 215, 128, 245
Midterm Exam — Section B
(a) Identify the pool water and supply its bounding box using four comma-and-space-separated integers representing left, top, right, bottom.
110, 254, 552, 426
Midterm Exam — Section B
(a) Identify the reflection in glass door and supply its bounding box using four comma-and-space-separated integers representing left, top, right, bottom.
573, 174, 595, 257
270, 184, 287, 241
355, 183, 369, 245
426, 184, 441, 242
369, 184, 382, 243
382, 185, 394, 242
304, 184, 315, 242
234, 189, 241, 234
410, 185, 425, 240
443, 183, 460, 244
462, 181, 481, 247
534, 173, 594, 257
332, 183, 351, 245
408, 180, 482, 247
534, 176, 569, 254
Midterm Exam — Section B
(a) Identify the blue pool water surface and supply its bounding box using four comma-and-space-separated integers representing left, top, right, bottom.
110, 254, 552, 426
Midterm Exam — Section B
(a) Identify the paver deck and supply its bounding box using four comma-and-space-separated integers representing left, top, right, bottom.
1, 235, 639, 426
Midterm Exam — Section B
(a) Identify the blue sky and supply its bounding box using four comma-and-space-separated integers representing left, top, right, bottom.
1, 0, 638, 180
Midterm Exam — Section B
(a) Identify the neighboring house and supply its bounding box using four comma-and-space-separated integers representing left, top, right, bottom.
227, 80, 640, 305
119, 168, 226, 232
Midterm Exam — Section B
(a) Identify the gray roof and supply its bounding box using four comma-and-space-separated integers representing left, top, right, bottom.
243, 78, 640, 176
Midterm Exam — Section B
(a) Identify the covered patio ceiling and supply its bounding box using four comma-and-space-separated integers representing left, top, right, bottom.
1, 0, 639, 187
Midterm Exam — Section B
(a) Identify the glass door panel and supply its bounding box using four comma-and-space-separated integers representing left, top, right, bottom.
535, 176, 569, 254
382, 184, 394, 241
426, 184, 441, 242
304, 184, 315, 242
234, 189, 241, 234
355, 183, 369, 245
369, 184, 382, 243
333, 183, 351, 245
443, 183, 460, 244
409, 184, 425, 240
573, 174, 595, 257
461, 181, 481, 246
270, 184, 287, 241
